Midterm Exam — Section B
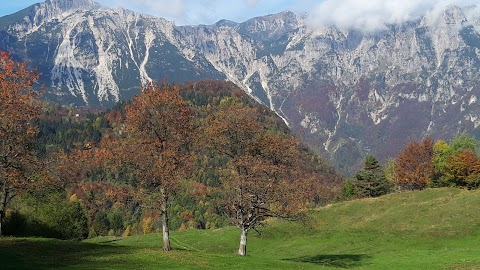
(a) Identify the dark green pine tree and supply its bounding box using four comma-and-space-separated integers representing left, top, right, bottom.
354, 155, 392, 198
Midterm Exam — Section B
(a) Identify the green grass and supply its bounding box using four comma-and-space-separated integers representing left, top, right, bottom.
2, 188, 480, 269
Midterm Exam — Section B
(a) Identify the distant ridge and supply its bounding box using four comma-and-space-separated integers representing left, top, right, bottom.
1, 1, 480, 172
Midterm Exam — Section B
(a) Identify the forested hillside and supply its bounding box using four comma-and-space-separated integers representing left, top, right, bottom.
1, 49, 341, 256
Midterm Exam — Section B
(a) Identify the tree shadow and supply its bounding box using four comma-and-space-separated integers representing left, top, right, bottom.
0, 238, 137, 270
95, 238, 122, 244
285, 254, 371, 268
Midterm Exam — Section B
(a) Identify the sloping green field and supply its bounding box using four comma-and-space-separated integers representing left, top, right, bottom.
1, 188, 480, 269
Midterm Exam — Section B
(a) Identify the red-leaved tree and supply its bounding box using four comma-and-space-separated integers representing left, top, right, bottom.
395, 137, 434, 190
122, 81, 194, 251
203, 102, 301, 256
0, 51, 41, 236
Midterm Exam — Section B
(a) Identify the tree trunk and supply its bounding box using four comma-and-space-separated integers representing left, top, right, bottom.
238, 227, 248, 256
0, 209, 3, 236
0, 187, 7, 237
160, 188, 171, 251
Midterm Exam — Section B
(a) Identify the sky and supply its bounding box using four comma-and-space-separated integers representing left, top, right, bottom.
0, 0, 314, 25
1, 0, 479, 31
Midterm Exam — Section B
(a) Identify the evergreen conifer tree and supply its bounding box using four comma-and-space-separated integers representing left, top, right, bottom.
353, 155, 392, 197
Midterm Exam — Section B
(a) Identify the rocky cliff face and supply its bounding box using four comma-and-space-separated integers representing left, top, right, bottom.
2, 1, 480, 173
0, 0, 224, 106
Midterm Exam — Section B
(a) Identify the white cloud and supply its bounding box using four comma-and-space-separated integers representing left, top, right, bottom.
308, 0, 479, 33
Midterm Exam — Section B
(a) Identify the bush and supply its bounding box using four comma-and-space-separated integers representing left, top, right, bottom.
342, 178, 356, 199
54, 201, 89, 240
5, 193, 88, 240
4, 210, 28, 235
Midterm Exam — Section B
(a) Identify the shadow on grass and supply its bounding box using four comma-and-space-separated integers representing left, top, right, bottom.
0, 237, 137, 270
285, 254, 371, 268
96, 238, 123, 244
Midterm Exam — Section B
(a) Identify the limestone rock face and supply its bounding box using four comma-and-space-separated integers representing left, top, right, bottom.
2, 1, 480, 172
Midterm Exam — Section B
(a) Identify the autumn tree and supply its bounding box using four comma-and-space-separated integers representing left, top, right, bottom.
432, 134, 479, 187
432, 139, 451, 186
433, 134, 478, 172
395, 137, 434, 190
444, 150, 480, 189
0, 51, 41, 236
203, 102, 301, 256
122, 82, 194, 251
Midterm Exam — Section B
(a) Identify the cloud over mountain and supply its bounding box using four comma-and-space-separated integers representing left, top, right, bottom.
308, 0, 479, 32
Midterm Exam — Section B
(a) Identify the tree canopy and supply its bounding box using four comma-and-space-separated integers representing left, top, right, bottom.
0, 51, 42, 236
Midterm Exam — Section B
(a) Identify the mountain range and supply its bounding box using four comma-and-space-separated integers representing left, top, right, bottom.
2, 0, 480, 173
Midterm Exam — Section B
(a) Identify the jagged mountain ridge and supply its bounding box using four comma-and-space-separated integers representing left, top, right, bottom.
0, 0, 225, 106
2, 0, 480, 172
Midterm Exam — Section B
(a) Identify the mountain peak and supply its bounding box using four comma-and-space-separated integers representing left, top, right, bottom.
237, 10, 300, 40
422, 4, 468, 28
441, 5, 467, 21
0, 0, 103, 39
44, 0, 101, 12
246, 10, 297, 23
214, 19, 239, 28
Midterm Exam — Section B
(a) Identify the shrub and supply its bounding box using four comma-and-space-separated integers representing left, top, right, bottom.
5, 193, 88, 240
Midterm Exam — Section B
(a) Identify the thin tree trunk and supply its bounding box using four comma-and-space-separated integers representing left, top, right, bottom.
0, 187, 7, 237
238, 227, 248, 256
161, 188, 171, 251
0, 209, 3, 236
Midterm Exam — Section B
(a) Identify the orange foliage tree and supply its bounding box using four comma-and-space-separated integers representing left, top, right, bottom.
395, 137, 435, 190
203, 102, 302, 256
0, 51, 41, 235
444, 149, 480, 189
122, 82, 194, 251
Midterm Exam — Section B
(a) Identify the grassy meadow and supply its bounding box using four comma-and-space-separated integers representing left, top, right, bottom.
1, 188, 480, 269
